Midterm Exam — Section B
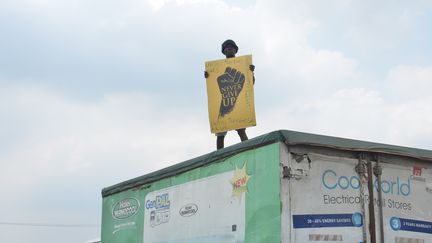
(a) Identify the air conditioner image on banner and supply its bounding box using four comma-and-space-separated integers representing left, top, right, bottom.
143, 171, 245, 243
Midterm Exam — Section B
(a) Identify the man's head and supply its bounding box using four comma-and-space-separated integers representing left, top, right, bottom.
221, 39, 238, 58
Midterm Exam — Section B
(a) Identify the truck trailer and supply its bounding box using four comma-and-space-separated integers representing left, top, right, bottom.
101, 130, 432, 243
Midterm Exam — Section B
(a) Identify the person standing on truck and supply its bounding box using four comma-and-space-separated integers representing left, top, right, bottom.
204, 39, 255, 150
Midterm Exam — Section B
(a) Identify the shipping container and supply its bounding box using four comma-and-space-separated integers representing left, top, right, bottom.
101, 130, 432, 243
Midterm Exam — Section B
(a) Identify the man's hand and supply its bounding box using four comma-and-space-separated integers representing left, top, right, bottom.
249, 64, 255, 72
204, 71, 209, 79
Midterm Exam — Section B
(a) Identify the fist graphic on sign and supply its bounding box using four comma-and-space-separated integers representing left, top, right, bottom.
217, 67, 246, 118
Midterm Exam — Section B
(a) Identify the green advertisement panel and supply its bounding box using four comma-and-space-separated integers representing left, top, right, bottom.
101, 143, 281, 243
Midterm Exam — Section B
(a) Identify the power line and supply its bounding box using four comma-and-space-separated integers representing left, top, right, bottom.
0, 222, 100, 228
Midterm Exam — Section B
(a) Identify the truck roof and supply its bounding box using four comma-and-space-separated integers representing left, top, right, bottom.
102, 130, 432, 197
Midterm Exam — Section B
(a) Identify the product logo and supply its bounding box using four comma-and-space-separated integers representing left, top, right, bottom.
146, 193, 171, 227
230, 162, 251, 200
321, 169, 411, 196
351, 212, 363, 227
390, 217, 401, 231
179, 203, 198, 217
217, 67, 245, 117
146, 193, 170, 210
149, 209, 170, 227
412, 166, 422, 176
112, 198, 140, 220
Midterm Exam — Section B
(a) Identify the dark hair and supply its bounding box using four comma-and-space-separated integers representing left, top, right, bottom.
221, 39, 238, 54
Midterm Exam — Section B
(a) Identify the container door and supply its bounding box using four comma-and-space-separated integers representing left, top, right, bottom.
282, 151, 366, 243
378, 161, 432, 243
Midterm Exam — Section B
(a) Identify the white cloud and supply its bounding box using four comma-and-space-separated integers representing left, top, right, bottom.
257, 64, 432, 150
297, 49, 358, 82
0, 86, 212, 195
257, 87, 387, 139
386, 99, 432, 146
385, 65, 432, 100
0, 84, 217, 241
148, 0, 170, 11
148, 0, 225, 11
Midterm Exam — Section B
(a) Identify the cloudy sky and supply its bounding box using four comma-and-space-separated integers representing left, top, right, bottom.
1, 0, 432, 242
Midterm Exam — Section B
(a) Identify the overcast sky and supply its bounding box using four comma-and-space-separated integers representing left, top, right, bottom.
1, 0, 432, 242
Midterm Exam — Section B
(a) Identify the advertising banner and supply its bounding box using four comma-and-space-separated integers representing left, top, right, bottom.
143, 171, 246, 243
101, 143, 281, 243
289, 156, 365, 242
205, 55, 256, 133
288, 153, 432, 243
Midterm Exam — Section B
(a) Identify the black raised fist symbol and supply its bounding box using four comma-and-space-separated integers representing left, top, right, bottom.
217, 67, 246, 117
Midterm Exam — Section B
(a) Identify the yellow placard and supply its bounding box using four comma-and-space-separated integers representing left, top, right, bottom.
205, 55, 256, 134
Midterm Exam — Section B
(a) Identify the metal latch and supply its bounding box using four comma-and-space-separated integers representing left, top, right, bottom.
283, 166, 309, 180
